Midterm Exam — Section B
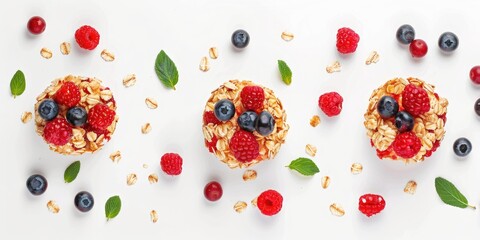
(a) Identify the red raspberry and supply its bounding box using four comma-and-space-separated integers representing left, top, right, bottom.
203, 111, 221, 125
393, 132, 422, 158
160, 153, 183, 176
43, 118, 73, 146
358, 194, 386, 217
318, 92, 343, 117
402, 84, 430, 116
229, 130, 259, 162
205, 135, 218, 153
87, 104, 116, 130
336, 27, 360, 54
54, 82, 81, 107
257, 189, 283, 216
240, 86, 265, 111
75, 25, 100, 50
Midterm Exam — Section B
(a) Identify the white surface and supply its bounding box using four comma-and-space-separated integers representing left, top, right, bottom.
1, 0, 480, 239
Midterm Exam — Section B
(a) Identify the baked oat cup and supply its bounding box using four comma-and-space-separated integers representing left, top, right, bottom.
202, 80, 289, 168
364, 77, 448, 163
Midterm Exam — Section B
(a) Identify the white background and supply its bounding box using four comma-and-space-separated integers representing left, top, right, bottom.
1, 0, 480, 239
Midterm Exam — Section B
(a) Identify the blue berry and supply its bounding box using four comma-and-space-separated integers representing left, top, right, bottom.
474, 98, 480, 116
74, 191, 94, 212
26, 174, 48, 195
395, 111, 414, 133
377, 96, 399, 119
438, 32, 458, 52
38, 99, 59, 121
231, 29, 250, 49
255, 111, 275, 136
214, 99, 235, 121
66, 106, 87, 127
396, 24, 415, 44
237, 111, 258, 132
453, 137, 472, 157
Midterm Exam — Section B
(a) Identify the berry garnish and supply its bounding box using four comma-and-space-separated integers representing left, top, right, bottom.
475, 98, 480, 116
377, 96, 399, 119
318, 92, 343, 117
409, 39, 428, 58
214, 99, 235, 121
392, 132, 421, 158
229, 130, 259, 163
469, 66, 480, 84
38, 99, 59, 121
205, 135, 218, 153
237, 110, 258, 132
66, 106, 87, 127
358, 194, 386, 217
336, 27, 360, 54
204, 181, 223, 202
240, 85, 265, 111
75, 25, 100, 50
26, 174, 48, 195
74, 191, 94, 212
54, 81, 81, 107
231, 29, 250, 49
27, 16, 46, 35
394, 111, 414, 133
160, 153, 183, 176
203, 111, 221, 125
438, 32, 459, 52
396, 24, 415, 44
453, 137, 472, 157
402, 84, 430, 116
257, 189, 283, 216
255, 111, 275, 136
87, 104, 116, 130
43, 118, 73, 146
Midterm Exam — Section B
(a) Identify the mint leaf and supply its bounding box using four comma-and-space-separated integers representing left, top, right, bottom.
10, 70, 26, 97
277, 60, 292, 85
105, 195, 122, 220
435, 177, 475, 209
155, 50, 179, 90
64, 161, 81, 183
287, 157, 319, 176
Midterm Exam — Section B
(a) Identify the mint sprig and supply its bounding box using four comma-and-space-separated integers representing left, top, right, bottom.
105, 195, 122, 220
64, 160, 81, 183
287, 157, 319, 176
435, 177, 475, 209
10, 70, 26, 97
277, 60, 292, 85
155, 50, 179, 90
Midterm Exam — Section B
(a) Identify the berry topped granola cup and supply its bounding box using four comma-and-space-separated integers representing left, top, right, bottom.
202, 80, 289, 168
364, 77, 448, 163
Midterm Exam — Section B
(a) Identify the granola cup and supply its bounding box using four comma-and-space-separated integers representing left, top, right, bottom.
364, 77, 448, 163
35, 75, 119, 155
202, 80, 289, 168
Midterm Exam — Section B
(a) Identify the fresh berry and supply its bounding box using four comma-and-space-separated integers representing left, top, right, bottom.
392, 132, 421, 158
257, 189, 283, 216
396, 24, 415, 44
394, 111, 414, 133
402, 84, 430, 116
475, 98, 480, 116
160, 153, 183, 175
453, 137, 472, 157
38, 99, 59, 121
240, 86, 265, 111
205, 135, 218, 153
214, 99, 235, 121
27, 16, 46, 35
377, 96, 399, 119
66, 107, 87, 127
26, 174, 47, 195
237, 111, 258, 132
409, 39, 428, 58
255, 111, 275, 136
204, 181, 223, 202
469, 66, 480, 84
438, 32, 459, 52
87, 104, 116, 130
203, 111, 221, 125
336, 27, 360, 54
74, 191, 94, 212
318, 92, 343, 117
231, 29, 250, 49
54, 81, 81, 107
75, 25, 100, 50
229, 130, 259, 163
43, 118, 73, 146
358, 194, 386, 217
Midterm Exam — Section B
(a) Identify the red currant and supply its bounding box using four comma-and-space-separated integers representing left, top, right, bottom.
409, 39, 428, 58
470, 66, 480, 84
204, 181, 223, 201
27, 16, 46, 35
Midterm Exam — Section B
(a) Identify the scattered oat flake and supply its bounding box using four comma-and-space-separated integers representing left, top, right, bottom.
234, 201, 248, 213
199, 56, 209, 72
329, 203, 345, 217
209, 47, 218, 59
122, 74, 136, 87
365, 51, 380, 65
145, 97, 158, 109
242, 169, 257, 181
351, 163, 363, 175
310, 115, 321, 127
47, 200, 60, 214
150, 210, 159, 223
143, 164, 149, 169
305, 144, 317, 157
321, 176, 331, 189
404, 180, 417, 195
101, 49, 115, 62
127, 173, 137, 186
141, 123, 152, 134
251, 197, 258, 207
281, 31, 294, 41
60, 42, 71, 55
21, 111, 32, 123
148, 173, 158, 184
40, 48, 53, 59
109, 151, 121, 163
326, 61, 341, 73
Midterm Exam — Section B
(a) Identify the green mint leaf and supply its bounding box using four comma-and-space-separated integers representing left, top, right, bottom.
435, 177, 475, 209
277, 60, 292, 85
64, 160, 81, 183
105, 195, 122, 220
155, 50, 179, 90
10, 70, 26, 97
287, 157, 319, 176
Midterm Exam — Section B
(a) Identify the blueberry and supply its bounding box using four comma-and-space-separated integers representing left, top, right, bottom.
255, 111, 275, 136
377, 96, 399, 119
74, 191, 94, 212
396, 24, 415, 44
38, 99, 59, 121
395, 111, 414, 133
438, 32, 458, 52
231, 29, 250, 49
237, 111, 258, 132
474, 98, 480, 117
66, 106, 87, 127
453, 137, 472, 157
26, 174, 48, 195
214, 99, 235, 121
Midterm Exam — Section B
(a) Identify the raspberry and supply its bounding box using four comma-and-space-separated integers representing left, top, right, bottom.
43, 118, 73, 146
54, 82, 81, 107
257, 189, 283, 216
205, 135, 218, 153
87, 104, 116, 130
392, 132, 421, 158
318, 92, 343, 117
240, 86, 265, 111
358, 194, 386, 217
160, 153, 183, 176
203, 111, 221, 125
75, 25, 100, 50
402, 84, 430, 116
336, 27, 360, 54
229, 130, 259, 162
